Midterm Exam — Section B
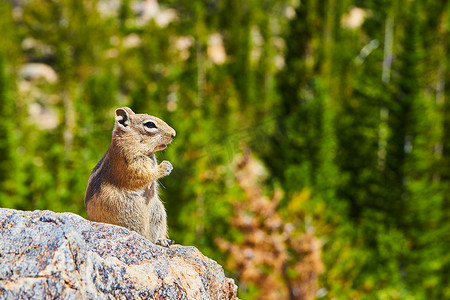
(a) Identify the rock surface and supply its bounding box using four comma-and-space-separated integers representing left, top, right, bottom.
0, 208, 237, 299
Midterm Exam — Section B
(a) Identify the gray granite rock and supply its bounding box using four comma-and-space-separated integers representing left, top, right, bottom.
0, 208, 237, 299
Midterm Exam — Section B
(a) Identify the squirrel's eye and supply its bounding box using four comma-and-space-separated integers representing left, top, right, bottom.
144, 122, 157, 129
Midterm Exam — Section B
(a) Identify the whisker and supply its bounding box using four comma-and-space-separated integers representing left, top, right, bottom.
158, 180, 167, 189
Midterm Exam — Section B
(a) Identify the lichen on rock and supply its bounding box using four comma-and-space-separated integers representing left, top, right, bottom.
0, 208, 237, 299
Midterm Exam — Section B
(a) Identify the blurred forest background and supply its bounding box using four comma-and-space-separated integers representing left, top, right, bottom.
0, 0, 449, 299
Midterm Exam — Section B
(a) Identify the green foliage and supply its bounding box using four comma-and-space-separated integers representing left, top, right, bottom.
0, 0, 448, 298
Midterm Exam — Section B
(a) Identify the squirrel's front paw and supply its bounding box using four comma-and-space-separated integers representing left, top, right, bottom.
158, 160, 173, 177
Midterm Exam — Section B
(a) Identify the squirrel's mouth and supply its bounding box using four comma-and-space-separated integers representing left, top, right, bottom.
154, 137, 173, 152
155, 144, 167, 151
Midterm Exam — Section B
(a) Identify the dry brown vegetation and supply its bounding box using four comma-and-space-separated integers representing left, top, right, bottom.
217, 150, 323, 300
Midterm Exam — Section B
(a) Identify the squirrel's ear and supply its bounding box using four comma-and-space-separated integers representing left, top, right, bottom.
122, 107, 135, 115
115, 108, 131, 129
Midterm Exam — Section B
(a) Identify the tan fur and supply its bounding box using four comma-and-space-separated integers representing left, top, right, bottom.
85, 107, 176, 246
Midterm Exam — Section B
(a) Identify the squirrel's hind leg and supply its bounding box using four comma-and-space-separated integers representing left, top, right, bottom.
156, 238, 175, 247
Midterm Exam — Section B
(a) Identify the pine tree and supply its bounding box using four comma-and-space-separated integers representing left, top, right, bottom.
0, 2, 24, 209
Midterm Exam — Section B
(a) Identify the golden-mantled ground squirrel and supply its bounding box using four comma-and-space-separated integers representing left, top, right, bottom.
85, 107, 176, 247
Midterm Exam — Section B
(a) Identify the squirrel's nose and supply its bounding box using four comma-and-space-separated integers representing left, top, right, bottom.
171, 129, 176, 138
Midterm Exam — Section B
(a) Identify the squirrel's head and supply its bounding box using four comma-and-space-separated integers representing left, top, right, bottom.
113, 107, 176, 154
